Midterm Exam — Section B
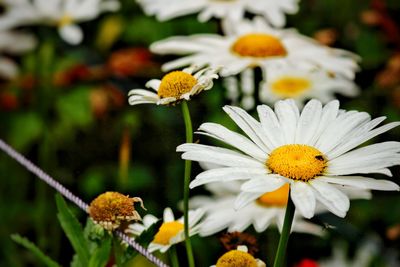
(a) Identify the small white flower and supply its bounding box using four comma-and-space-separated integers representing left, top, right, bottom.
210, 245, 266, 267
0, 29, 36, 79
126, 207, 204, 253
151, 17, 360, 79
259, 67, 359, 107
177, 99, 400, 219
128, 66, 220, 106
137, 0, 299, 27
0, 0, 120, 45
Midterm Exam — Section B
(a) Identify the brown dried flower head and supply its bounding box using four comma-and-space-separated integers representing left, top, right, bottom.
88, 192, 145, 231
220, 231, 259, 256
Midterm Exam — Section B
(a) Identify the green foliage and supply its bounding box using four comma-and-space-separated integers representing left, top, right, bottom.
7, 112, 43, 150
55, 194, 90, 267
88, 237, 112, 267
11, 234, 61, 267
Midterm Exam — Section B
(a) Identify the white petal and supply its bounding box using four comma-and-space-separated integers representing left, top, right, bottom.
274, 99, 300, 143
59, 24, 83, 45
234, 191, 265, 210
318, 176, 400, 191
310, 180, 350, 217
257, 104, 285, 147
241, 175, 287, 192
145, 79, 161, 91
290, 182, 316, 219
163, 207, 175, 222
295, 99, 322, 144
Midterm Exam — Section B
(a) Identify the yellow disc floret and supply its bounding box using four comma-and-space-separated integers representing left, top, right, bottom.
216, 250, 258, 267
231, 33, 287, 58
267, 145, 327, 182
89, 192, 144, 231
271, 76, 311, 97
157, 71, 197, 99
257, 183, 289, 207
58, 14, 73, 27
153, 221, 184, 245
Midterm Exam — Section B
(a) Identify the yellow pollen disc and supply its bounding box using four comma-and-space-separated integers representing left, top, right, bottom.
271, 76, 312, 97
216, 250, 258, 267
157, 71, 197, 99
231, 33, 287, 58
267, 144, 327, 182
153, 221, 184, 245
256, 183, 289, 207
58, 14, 73, 27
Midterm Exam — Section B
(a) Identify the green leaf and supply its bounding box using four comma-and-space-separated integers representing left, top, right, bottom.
55, 194, 90, 267
7, 112, 43, 150
88, 237, 112, 267
11, 234, 61, 267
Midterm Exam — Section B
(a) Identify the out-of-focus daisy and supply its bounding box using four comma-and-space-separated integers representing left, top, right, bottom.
0, 29, 36, 79
0, 0, 120, 45
137, 0, 299, 27
211, 245, 266, 267
128, 66, 220, 106
177, 99, 400, 219
151, 17, 360, 79
259, 67, 359, 107
191, 181, 324, 236
126, 207, 204, 253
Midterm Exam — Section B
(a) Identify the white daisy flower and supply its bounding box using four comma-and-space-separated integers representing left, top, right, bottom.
177, 99, 400, 219
128, 66, 220, 106
137, 0, 299, 27
191, 181, 324, 236
259, 67, 359, 107
151, 17, 360, 79
211, 245, 266, 267
0, 29, 36, 79
126, 207, 204, 253
0, 0, 120, 45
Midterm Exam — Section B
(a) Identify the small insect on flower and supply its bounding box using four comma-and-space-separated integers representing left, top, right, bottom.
88, 192, 146, 231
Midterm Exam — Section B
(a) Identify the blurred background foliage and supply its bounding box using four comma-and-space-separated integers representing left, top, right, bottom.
0, 0, 400, 266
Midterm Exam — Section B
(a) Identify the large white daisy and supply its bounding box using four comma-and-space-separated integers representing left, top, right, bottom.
137, 0, 299, 27
128, 66, 220, 105
126, 207, 204, 253
151, 17, 360, 79
259, 67, 359, 107
0, 0, 120, 45
177, 99, 400, 219
0, 29, 36, 79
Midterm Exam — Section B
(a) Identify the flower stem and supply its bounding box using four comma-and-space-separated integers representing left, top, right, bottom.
181, 101, 195, 267
169, 246, 180, 267
273, 196, 295, 267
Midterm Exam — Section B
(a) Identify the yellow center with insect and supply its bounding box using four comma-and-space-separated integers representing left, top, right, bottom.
216, 250, 258, 267
271, 76, 311, 97
231, 33, 287, 58
257, 183, 289, 207
267, 144, 327, 182
153, 221, 184, 245
157, 71, 197, 99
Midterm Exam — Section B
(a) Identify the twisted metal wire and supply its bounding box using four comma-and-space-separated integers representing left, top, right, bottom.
0, 139, 169, 267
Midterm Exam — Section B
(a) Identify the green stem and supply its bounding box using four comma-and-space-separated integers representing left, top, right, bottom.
181, 101, 195, 267
169, 246, 180, 267
273, 196, 295, 267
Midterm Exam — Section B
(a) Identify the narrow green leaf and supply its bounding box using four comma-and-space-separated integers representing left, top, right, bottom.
88, 237, 112, 267
55, 194, 90, 267
11, 234, 61, 267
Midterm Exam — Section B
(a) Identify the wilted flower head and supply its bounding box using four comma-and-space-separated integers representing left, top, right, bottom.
88, 192, 145, 231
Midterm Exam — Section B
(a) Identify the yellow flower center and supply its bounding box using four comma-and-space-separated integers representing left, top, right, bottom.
153, 221, 184, 245
231, 33, 287, 58
271, 76, 312, 97
256, 183, 289, 207
216, 250, 258, 267
267, 145, 327, 182
157, 71, 197, 99
58, 14, 73, 27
